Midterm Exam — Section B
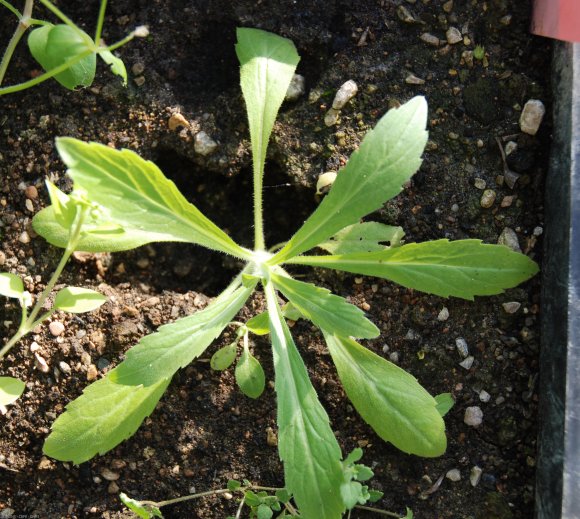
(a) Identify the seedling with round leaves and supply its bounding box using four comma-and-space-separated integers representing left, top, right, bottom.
31, 28, 538, 519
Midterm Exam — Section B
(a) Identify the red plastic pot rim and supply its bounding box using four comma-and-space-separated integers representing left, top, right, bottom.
531, 0, 580, 43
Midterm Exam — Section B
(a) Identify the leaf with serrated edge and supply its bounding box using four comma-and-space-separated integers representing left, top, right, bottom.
271, 272, 379, 339
318, 222, 405, 255
236, 28, 300, 190
264, 282, 345, 519
54, 287, 107, 313
288, 239, 539, 300
271, 97, 428, 264
324, 333, 446, 457
0, 273, 24, 299
53, 138, 250, 259
43, 375, 170, 464
0, 377, 26, 406
110, 283, 255, 385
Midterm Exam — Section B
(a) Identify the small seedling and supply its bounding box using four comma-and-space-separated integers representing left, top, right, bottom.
0, 189, 107, 405
30, 29, 538, 518
0, 0, 147, 95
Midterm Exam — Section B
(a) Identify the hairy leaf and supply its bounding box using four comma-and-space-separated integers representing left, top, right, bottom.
43, 376, 170, 463
0, 272, 24, 299
110, 283, 255, 385
265, 282, 345, 518
288, 239, 539, 300
318, 222, 405, 255
210, 343, 238, 371
271, 272, 379, 339
236, 28, 300, 187
51, 138, 250, 258
324, 333, 447, 457
28, 24, 96, 90
54, 287, 107, 313
246, 311, 270, 335
271, 97, 428, 264
0, 377, 25, 406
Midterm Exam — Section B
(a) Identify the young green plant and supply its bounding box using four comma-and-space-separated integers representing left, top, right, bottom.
31, 28, 538, 519
0, 0, 147, 95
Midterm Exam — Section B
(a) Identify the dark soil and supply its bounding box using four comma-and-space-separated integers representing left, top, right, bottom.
0, 1, 549, 518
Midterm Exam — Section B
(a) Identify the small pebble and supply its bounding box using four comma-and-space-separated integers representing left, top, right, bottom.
194, 131, 218, 156
0, 509, 15, 518
455, 337, 469, 358
131, 62, 145, 76
470, 466, 483, 487
505, 141, 518, 156
316, 172, 337, 195
100, 468, 120, 481
480, 189, 496, 208
464, 406, 483, 427
34, 353, 49, 373
438, 307, 449, 321
420, 33, 441, 47
25, 185, 38, 199
324, 108, 340, 127
25, 199, 34, 212
479, 390, 491, 403
266, 427, 278, 447
285, 74, 305, 102
87, 364, 98, 381
397, 5, 418, 23
168, 113, 190, 131
502, 302, 521, 314
389, 351, 399, 363
443, 0, 453, 13
108, 482, 120, 494
446, 469, 461, 482
519, 99, 545, 135
133, 76, 145, 87
533, 226, 543, 236
19, 231, 30, 244
0, 251, 5, 266
49, 321, 65, 337
332, 80, 358, 110
459, 356, 474, 370
474, 178, 486, 190
498, 227, 521, 252
446, 27, 462, 44
405, 73, 425, 85
501, 195, 514, 208
58, 361, 71, 374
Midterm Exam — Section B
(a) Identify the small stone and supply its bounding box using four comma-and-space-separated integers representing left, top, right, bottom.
470, 466, 483, 487
533, 226, 543, 236
194, 131, 218, 156
455, 338, 469, 358
34, 353, 49, 373
332, 80, 358, 110
420, 33, 441, 47
501, 195, 514, 208
438, 307, 449, 321
519, 99, 545, 135
285, 74, 305, 102
19, 231, 30, 244
108, 481, 120, 494
266, 426, 278, 447
316, 172, 337, 195
443, 0, 453, 13
133, 76, 145, 87
502, 302, 521, 314
500, 14, 512, 26
0, 509, 15, 518
446, 469, 461, 482
58, 361, 71, 374
446, 27, 462, 44
459, 356, 474, 370
101, 468, 120, 481
97, 358, 110, 370
0, 251, 5, 266
38, 457, 52, 469
324, 108, 340, 127
405, 73, 425, 85
464, 406, 483, 427
389, 351, 399, 363
498, 227, 521, 252
25, 185, 38, 199
505, 141, 518, 156
168, 113, 190, 131
397, 5, 418, 23
25, 199, 34, 212
131, 62, 145, 76
480, 189, 496, 208
111, 459, 127, 470
474, 178, 486, 190
49, 321, 65, 337
479, 390, 491, 403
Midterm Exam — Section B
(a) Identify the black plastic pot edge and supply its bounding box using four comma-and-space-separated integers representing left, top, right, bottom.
536, 41, 580, 519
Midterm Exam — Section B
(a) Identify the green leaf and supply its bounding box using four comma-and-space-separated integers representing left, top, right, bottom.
264, 282, 345, 519
236, 28, 300, 186
43, 376, 171, 463
54, 286, 107, 313
0, 376, 25, 406
28, 24, 96, 90
281, 302, 303, 322
246, 312, 270, 335
341, 480, 363, 510
271, 272, 379, 339
51, 138, 249, 259
45, 180, 77, 229
434, 393, 454, 417
354, 464, 374, 482
98, 49, 127, 85
110, 283, 255, 385
343, 448, 363, 465
275, 489, 290, 504
257, 504, 273, 519
271, 97, 428, 264
210, 343, 238, 370
244, 490, 262, 507
228, 479, 242, 491
318, 222, 405, 255
288, 239, 539, 300
324, 333, 447, 457
401, 507, 414, 519
368, 489, 383, 503
0, 272, 24, 299
120, 493, 164, 519
235, 342, 265, 399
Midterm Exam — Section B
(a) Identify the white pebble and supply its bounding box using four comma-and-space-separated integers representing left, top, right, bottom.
49, 321, 65, 337
459, 356, 474, 370
194, 131, 218, 156
324, 108, 340, 127
455, 337, 469, 357
316, 172, 337, 195
505, 141, 518, 156
332, 80, 358, 110
479, 390, 491, 402
58, 361, 71, 374
498, 227, 521, 252
519, 99, 545, 135
446, 27, 463, 44
389, 351, 399, 363
405, 73, 425, 85
438, 307, 450, 321
464, 406, 483, 427
502, 302, 521, 314
470, 466, 483, 487
34, 353, 49, 373
285, 74, 305, 102
100, 468, 120, 481
19, 231, 30, 244
446, 468, 461, 481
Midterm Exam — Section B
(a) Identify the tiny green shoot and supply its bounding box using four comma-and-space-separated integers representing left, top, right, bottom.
31, 28, 538, 518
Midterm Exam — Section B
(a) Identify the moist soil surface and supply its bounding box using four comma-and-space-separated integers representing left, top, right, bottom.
0, 1, 550, 518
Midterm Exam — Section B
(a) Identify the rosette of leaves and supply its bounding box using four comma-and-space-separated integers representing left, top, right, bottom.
33, 28, 538, 518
